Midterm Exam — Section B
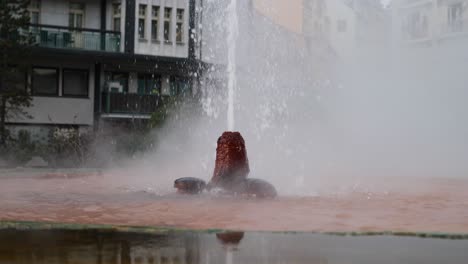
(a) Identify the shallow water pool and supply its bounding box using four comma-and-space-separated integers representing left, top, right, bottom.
0, 228, 467, 264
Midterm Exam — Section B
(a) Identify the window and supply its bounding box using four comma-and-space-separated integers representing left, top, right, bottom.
337, 19, 347, 33
138, 74, 161, 95
28, 0, 40, 24
316, 0, 324, 16
63, 69, 88, 97
447, 3, 463, 32
151, 6, 160, 41
5, 67, 27, 92
170, 77, 191, 96
32, 67, 58, 96
113, 3, 121, 32
69, 3, 85, 28
106, 72, 129, 93
176, 9, 184, 42
138, 4, 147, 39
164, 7, 172, 42
405, 12, 428, 39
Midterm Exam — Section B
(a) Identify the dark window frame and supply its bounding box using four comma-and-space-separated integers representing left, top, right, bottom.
105, 71, 129, 93
169, 76, 191, 97
137, 73, 162, 95
7, 64, 28, 93
31, 66, 59, 97
62, 68, 90, 98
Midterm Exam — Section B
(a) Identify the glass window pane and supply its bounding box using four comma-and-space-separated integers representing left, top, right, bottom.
63, 70, 88, 96
31, 12, 39, 24
177, 9, 184, 21
113, 3, 121, 15
76, 14, 83, 28
32, 68, 58, 96
69, 13, 74, 27
114, 18, 121, 31
30, 0, 40, 9
146, 78, 153, 94
151, 20, 158, 40
164, 21, 170, 41
137, 75, 146, 95
164, 8, 172, 19
139, 19, 145, 38
176, 23, 182, 42
139, 4, 146, 16
179, 79, 191, 95
10, 68, 26, 92
152, 6, 159, 17
152, 75, 161, 95
111, 72, 128, 93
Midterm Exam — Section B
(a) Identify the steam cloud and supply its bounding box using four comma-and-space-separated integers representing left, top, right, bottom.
124, 0, 468, 196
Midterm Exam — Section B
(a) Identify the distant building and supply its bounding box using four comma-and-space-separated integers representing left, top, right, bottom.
253, 0, 304, 34
5, 0, 205, 140
390, 0, 468, 48
303, 0, 389, 59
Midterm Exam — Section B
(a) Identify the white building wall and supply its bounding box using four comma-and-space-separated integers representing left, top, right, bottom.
39, 0, 101, 29
22, 96, 94, 126
326, 0, 357, 59
9, 62, 95, 126
134, 0, 189, 58
391, 0, 468, 45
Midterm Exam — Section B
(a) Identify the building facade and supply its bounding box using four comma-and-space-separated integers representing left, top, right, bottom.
6, 0, 205, 140
391, 0, 468, 47
303, 0, 389, 60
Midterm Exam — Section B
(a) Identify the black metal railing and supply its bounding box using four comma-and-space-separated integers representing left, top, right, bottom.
25, 24, 121, 52
101, 92, 162, 115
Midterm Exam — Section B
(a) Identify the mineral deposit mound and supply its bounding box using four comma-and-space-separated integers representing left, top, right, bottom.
210, 131, 250, 189
174, 132, 277, 198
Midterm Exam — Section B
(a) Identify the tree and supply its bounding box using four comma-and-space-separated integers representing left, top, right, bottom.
0, 0, 33, 146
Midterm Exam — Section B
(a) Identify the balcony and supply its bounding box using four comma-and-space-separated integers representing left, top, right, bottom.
27, 24, 121, 53
101, 92, 162, 118
441, 19, 468, 36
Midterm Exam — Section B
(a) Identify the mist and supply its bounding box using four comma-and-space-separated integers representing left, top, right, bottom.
121, 0, 468, 196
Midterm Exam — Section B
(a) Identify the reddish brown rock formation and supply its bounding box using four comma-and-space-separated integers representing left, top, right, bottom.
174, 131, 277, 198
174, 177, 206, 194
240, 178, 278, 198
209, 132, 250, 189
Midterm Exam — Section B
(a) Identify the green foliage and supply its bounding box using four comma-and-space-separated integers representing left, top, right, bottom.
2, 129, 41, 165
149, 94, 201, 129
113, 130, 155, 158
46, 127, 92, 167
0, 127, 92, 167
149, 96, 180, 128
0, 1, 31, 41
0, 0, 33, 146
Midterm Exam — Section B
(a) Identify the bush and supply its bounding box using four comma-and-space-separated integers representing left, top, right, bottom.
1, 129, 44, 166
47, 127, 92, 167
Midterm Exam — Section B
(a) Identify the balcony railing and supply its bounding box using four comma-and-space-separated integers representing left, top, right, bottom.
442, 19, 467, 35
26, 24, 121, 52
101, 92, 162, 115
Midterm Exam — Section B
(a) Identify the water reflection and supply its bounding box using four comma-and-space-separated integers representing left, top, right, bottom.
0, 229, 467, 264
216, 232, 244, 247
